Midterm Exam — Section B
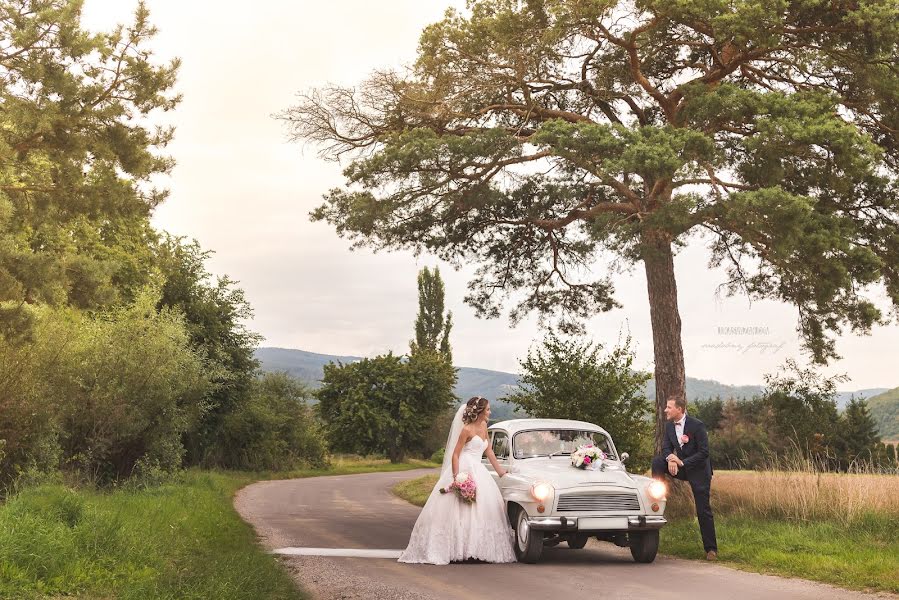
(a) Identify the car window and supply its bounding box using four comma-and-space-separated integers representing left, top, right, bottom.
491, 432, 509, 460
512, 429, 617, 460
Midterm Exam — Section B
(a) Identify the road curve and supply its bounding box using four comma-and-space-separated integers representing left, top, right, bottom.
234, 468, 892, 600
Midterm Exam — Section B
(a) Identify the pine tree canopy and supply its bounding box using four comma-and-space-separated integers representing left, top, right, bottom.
283, 0, 899, 365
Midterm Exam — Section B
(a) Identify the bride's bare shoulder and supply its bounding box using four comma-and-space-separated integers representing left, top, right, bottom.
459, 424, 477, 440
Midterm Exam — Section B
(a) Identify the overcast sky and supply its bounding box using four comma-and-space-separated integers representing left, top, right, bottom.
79, 1, 897, 389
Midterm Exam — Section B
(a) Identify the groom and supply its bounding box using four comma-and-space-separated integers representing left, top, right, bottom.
651, 395, 718, 560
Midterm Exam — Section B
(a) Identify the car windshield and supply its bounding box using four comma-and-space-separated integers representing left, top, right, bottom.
512, 429, 617, 460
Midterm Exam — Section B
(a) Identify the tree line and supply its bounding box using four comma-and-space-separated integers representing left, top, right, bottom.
316, 316, 897, 475
691, 361, 896, 472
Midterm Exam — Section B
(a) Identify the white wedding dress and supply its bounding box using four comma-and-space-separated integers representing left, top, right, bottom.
398, 434, 517, 564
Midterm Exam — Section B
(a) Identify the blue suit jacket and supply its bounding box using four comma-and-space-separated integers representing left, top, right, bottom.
662, 415, 713, 481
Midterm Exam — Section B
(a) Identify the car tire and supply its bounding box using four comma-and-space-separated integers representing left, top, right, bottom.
513, 507, 544, 563
629, 530, 659, 563
567, 534, 589, 549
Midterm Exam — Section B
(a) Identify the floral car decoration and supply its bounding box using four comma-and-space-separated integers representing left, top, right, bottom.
570, 444, 607, 469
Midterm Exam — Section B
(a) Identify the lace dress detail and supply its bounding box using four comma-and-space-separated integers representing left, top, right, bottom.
398, 435, 517, 564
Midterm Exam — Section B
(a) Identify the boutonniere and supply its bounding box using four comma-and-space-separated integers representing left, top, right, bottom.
681, 434, 690, 444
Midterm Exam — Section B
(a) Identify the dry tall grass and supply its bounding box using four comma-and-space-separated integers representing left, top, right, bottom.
665, 455, 899, 526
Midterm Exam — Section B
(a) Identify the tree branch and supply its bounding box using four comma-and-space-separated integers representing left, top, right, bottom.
478, 103, 596, 124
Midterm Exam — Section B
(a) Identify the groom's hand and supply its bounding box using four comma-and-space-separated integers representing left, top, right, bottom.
666, 453, 684, 467
668, 461, 679, 476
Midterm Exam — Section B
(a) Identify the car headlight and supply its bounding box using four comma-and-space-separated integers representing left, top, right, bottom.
646, 480, 667, 500
531, 482, 553, 501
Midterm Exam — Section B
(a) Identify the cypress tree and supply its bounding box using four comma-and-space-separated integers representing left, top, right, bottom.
410, 267, 453, 365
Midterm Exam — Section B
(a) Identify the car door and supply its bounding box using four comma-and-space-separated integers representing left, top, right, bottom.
484, 431, 510, 486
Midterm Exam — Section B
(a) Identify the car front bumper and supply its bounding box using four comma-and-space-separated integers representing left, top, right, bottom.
526, 515, 667, 532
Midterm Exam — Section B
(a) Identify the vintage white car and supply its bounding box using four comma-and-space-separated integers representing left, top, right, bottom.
484, 418, 667, 563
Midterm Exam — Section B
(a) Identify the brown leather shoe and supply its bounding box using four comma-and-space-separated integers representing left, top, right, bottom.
706, 550, 718, 561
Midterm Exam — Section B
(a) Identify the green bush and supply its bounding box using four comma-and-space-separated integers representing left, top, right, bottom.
217, 372, 328, 470
507, 332, 654, 472
420, 405, 458, 457
0, 305, 66, 490
317, 350, 456, 463
1, 291, 330, 492
45, 290, 217, 484
430, 447, 445, 464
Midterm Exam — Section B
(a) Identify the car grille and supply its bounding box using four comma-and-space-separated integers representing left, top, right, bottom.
556, 491, 641, 513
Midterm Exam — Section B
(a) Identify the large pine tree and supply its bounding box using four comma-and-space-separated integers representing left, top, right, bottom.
282, 0, 899, 449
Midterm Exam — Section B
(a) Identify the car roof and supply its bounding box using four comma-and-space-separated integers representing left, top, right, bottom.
488, 418, 610, 437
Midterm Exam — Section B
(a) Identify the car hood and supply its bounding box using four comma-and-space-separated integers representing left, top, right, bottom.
512, 458, 639, 490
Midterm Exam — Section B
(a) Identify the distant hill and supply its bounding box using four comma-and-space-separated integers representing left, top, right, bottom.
834, 388, 891, 408
676, 381, 889, 408
651, 378, 765, 402
254, 347, 890, 425
255, 347, 776, 402
254, 347, 365, 382
254, 347, 525, 421
868, 387, 899, 441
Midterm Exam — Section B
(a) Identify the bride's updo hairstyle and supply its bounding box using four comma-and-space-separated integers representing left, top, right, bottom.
462, 396, 488, 424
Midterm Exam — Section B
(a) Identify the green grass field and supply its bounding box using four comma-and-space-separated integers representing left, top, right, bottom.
0, 458, 434, 600
391, 473, 899, 595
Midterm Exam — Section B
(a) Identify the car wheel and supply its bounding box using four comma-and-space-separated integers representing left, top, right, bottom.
629, 530, 659, 563
567, 534, 589, 549
513, 507, 544, 563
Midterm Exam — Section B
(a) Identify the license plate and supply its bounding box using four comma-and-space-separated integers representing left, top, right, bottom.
578, 517, 629, 530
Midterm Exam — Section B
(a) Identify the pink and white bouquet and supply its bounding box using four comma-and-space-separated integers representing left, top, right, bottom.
570, 444, 607, 470
440, 471, 477, 503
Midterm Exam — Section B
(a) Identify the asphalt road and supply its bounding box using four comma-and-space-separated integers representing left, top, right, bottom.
234, 468, 892, 600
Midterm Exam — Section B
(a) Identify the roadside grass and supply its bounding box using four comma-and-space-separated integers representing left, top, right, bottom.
0, 457, 436, 600
392, 471, 899, 594
392, 473, 440, 507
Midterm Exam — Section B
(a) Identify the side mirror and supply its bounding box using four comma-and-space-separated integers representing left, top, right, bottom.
620, 452, 629, 462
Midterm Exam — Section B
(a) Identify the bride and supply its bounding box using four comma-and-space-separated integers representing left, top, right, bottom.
398, 396, 517, 564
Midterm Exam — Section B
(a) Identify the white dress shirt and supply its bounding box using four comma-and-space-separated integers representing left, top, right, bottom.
674, 413, 687, 448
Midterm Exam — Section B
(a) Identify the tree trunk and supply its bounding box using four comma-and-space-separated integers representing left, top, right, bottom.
641, 229, 687, 454
387, 446, 405, 464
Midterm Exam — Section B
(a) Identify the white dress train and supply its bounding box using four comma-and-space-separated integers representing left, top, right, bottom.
398, 435, 517, 564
